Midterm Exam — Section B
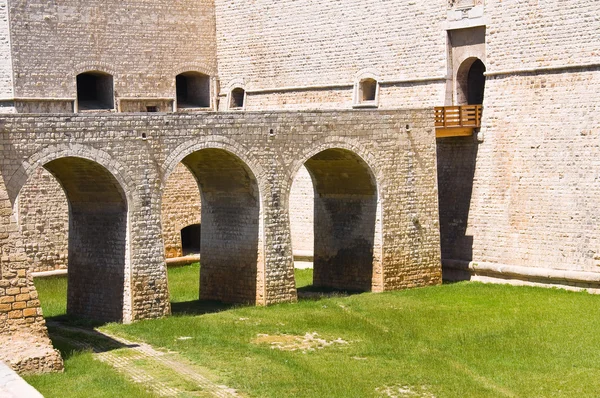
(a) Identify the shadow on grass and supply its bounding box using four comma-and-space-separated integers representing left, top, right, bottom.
170, 299, 240, 316
44, 314, 112, 328
45, 319, 139, 361
296, 285, 365, 301
441, 279, 466, 285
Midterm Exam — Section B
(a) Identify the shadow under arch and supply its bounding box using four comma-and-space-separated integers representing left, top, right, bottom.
174, 147, 262, 305
291, 147, 381, 293
30, 156, 128, 323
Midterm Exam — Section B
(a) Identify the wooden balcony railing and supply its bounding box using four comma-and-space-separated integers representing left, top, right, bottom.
434, 105, 482, 137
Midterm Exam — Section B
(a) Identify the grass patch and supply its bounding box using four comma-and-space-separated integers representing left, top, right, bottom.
168, 262, 201, 304
32, 265, 600, 397
33, 275, 67, 318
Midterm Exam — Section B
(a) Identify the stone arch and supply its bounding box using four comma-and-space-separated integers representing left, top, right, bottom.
9, 145, 135, 322
76, 71, 114, 111
224, 78, 246, 92
456, 57, 486, 105
173, 64, 217, 111
173, 64, 217, 78
223, 78, 247, 110
8, 144, 136, 205
228, 87, 246, 110
162, 138, 267, 304
73, 63, 118, 78
163, 137, 268, 195
288, 139, 383, 292
286, 137, 383, 198
180, 223, 201, 255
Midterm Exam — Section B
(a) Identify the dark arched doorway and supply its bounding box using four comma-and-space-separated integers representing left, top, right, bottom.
181, 223, 201, 255
467, 59, 486, 105
456, 57, 486, 106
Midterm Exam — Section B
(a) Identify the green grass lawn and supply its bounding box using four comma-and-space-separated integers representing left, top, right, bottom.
28, 264, 600, 397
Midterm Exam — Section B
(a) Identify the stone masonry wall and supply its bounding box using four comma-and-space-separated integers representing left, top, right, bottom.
214, 0, 447, 110
469, 69, 600, 273
0, 0, 13, 100
17, 168, 68, 273
0, 110, 441, 319
437, 0, 600, 287
486, 0, 600, 71
233, 83, 446, 112
7, 0, 217, 103
161, 163, 201, 259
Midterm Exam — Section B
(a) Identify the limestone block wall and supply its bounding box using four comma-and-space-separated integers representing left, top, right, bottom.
214, 0, 447, 110
0, 0, 13, 100
472, 69, 600, 272
17, 168, 68, 273
161, 163, 201, 259
485, 0, 600, 71
5, 0, 217, 108
438, 0, 600, 287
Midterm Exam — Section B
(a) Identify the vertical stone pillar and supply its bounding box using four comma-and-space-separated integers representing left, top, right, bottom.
128, 163, 171, 322
0, 173, 63, 374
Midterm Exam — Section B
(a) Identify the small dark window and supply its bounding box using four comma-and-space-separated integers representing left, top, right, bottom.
230, 88, 245, 109
146, 106, 158, 113
360, 78, 377, 102
76, 72, 114, 111
181, 224, 201, 255
176, 72, 211, 109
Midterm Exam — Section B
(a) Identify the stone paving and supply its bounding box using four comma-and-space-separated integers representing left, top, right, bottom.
0, 361, 44, 398
49, 322, 241, 397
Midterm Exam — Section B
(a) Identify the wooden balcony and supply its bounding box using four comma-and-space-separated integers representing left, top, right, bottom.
434, 105, 482, 138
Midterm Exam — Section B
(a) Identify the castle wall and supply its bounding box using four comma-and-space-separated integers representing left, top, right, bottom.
6, 0, 217, 109
214, 0, 447, 110
486, 0, 600, 71
471, 69, 600, 273
438, 0, 600, 288
0, 0, 13, 101
6, 0, 600, 294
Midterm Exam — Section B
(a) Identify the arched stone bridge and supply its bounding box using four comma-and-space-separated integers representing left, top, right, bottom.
0, 110, 441, 330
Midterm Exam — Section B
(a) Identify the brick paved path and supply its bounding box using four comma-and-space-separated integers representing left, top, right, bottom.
49, 322, 240, 397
